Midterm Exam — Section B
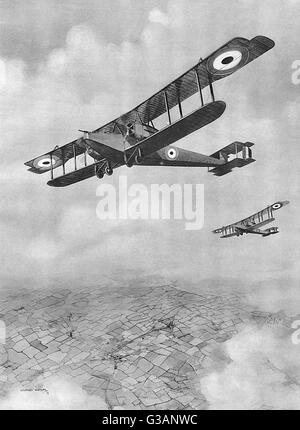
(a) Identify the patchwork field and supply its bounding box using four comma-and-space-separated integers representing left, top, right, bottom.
0, 283, 291, 409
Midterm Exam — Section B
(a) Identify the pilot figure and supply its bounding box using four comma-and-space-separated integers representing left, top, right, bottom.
125, 122, 137, 146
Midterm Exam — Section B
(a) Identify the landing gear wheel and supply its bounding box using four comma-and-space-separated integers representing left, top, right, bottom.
135, 154, 142, 164
105, 166, 113, 176
96, 169, 104, 179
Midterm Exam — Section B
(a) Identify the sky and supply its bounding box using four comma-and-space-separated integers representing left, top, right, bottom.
1, 0, 300, 411
0, 0, 300, 311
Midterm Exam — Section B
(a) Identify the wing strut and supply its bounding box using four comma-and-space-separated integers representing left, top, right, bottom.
62, 148, 66, 175
194, 69, 204, 107
73, 143, 77, 170
50, 153, 53, 180
208, 75, 215, 102
164, 91, 171, 125
176, 85, 183, 118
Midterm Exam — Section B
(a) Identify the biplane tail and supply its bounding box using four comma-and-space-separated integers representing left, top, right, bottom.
208, 141, 255, 176
262, 227, 279, 237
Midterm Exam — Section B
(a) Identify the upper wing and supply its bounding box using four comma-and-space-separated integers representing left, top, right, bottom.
93, 35, 274, 133
24, 139, 85, 174
213, 201, 289, 238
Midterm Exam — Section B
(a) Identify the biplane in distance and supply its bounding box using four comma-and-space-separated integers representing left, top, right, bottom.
25, 35, 275, 187
213, 201, 290, 238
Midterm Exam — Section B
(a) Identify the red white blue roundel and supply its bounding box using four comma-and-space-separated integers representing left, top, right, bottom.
33, 155, 60, 171
207, 47, 249, 76
166, 147, 178, 160
271, 202, 283, 210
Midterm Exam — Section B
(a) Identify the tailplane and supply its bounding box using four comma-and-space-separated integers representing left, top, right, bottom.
262, 227, 279, 237
208, 141, 255, 176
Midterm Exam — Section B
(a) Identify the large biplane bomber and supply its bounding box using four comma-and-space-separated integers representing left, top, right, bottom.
213, 201, 290, 238
25, 34, 289, 237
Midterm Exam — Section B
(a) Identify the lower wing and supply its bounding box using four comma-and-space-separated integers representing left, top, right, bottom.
47, 163, 97, 187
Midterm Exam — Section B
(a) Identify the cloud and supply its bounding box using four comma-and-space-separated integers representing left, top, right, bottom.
58, 205, 120, 243
199, 325, 300, 409
148, 8, 170, 27
0, 0, 299, 303
242, 278, 300, 318
28, 235, 63, 261
0, 57, 26, 94
0, 377, 107, 410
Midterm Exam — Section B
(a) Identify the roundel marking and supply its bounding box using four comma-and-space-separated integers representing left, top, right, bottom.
166, 147, 178, 160
33, 155, 60, 170
207, 47, 249, 76
212, 50, 242, 71
271, 202, 283, 210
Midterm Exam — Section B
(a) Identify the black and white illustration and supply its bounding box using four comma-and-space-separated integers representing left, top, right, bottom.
0, 0, 299, 411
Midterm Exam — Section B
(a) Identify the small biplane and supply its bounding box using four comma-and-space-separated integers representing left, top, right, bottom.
25, 35, 274, 187
213, 201, 290, 238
